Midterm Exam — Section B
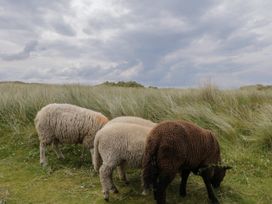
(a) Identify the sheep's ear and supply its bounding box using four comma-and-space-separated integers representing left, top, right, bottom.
222, 165, 232, 170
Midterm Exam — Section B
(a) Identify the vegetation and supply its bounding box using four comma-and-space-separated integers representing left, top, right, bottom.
0, 83, 271, 203
240, 84, 272, 91
100, 81, 145, 88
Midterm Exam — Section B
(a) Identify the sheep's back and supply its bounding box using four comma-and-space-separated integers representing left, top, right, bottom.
108, 116, 156, 128
150, 120, 221, 170
175, 120, 221, 166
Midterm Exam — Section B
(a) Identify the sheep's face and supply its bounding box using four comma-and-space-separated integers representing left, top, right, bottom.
211, 166, 231, 188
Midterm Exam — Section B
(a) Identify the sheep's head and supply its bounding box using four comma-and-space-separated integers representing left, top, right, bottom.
198, 165, 232, 188
210, 166, 232, 188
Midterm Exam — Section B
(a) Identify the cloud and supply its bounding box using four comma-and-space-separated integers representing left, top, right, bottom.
0, 0, 272, 87
1, 40, 39, 61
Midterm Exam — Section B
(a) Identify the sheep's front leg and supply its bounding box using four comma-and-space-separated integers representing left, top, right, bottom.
40, 142, 47, 167
117, 161, 129, 185
99, 164, 118, 201
180, 169, 190, 197
201, 171, 219, 204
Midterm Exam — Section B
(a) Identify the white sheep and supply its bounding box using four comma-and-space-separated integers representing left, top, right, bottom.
89, 116, 156, 163
35, 103, 108, 167
93, 119, 156, 201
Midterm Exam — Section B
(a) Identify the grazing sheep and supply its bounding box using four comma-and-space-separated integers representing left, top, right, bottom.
93, 121, 156, 201
35, 103, 108, 167
142, 120, 231, 204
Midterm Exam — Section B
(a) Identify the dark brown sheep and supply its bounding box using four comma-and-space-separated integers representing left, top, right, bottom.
142, 120, 231, 204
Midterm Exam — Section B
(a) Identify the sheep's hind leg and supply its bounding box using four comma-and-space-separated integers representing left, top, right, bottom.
52, 141, 65, 160
156, 174, 175, 204
180, 169, 190, 197
80, 146, 85, 161
99, 164, 118, 201
40, 142, 47, 167
117, 161, 129, 185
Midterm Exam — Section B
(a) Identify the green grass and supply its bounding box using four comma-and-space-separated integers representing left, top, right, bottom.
0, 83, 272, 203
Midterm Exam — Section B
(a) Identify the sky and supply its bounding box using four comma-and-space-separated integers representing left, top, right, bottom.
0, 0, 271, 88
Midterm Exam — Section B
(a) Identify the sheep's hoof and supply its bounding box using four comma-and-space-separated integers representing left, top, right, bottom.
124, 181, 130, 185
103, 192, 109, 201
40, 161, 47, 168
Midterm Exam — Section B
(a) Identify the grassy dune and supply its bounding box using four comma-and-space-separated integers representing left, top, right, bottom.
0, 83, 271, 203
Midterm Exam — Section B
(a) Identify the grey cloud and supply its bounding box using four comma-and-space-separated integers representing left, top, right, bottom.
1, 41, 38, 61
52, 21, 76, 36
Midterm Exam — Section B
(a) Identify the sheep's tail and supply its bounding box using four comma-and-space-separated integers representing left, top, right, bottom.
142, 134, 160, 196
93, 132, 102, 172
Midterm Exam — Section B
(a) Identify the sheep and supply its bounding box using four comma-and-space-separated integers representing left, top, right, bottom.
90, 116, 156, 166
92, 116, 156, 186
93, 120, 156, 201
35, 103, 108, 167
142, 120, 231, 204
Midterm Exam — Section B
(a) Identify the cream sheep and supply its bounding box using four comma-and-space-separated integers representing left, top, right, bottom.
93, 120, 156, 201
35, 103, 108, 167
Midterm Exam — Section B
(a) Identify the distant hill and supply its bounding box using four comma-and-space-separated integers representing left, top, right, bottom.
0, 80, 158, 89
0, 81, 26, 84
0, 81, 45, 85
240, 84, 272, 91
99, 81, 145, 88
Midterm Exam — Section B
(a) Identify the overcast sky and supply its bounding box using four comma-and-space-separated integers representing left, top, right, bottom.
0, 0, 271, 88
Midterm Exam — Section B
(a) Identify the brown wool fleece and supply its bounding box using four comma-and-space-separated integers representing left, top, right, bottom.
142, 120, 221, 186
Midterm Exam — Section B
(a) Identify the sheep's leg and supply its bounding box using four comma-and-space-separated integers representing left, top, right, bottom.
99, 164, 118, 201
156, 174, 175, 204
179, 169, 190, 197
142, 157, 158, 196
90, 148, 94, 162
141, 166, 156, 196
79, 146, 85, 161
52, 141, 65, 160
117, 161, 129, 185
201, 171, 219, 204
151, 169, 159, 200
89, 148, 96, 172
40, 142, 47, 167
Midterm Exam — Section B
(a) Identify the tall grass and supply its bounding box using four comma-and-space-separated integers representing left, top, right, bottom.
1, 83, 272, 150
0, 83, 272, 203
